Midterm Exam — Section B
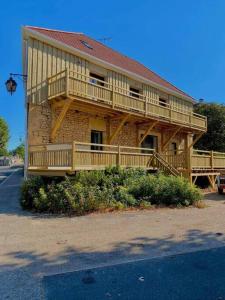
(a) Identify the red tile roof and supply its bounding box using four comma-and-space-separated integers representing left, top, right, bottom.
25, 26, 193, 101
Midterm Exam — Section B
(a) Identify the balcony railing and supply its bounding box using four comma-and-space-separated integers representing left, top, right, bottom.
28, 142, 155, 171
47, 69, 207, 131
192, 149, 225, 170
28, 142, 225, 172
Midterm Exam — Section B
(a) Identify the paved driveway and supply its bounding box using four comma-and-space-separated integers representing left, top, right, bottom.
1, 170, 225, 299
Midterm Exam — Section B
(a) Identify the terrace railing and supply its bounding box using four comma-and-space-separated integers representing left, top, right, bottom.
192, 149, 225, 170
28, 142, 155, 171
28, 142, 225, 173
47, 69, 207, 131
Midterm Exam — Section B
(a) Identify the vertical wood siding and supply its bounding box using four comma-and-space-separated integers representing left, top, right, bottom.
26, 37, 88, 104
26, 37, 193, 113
107, 70, 129, 93
142, 84, 159, 104
169, 95, 193, 113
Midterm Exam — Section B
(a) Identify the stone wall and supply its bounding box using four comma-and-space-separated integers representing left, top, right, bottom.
28, 104, 187, 151
28, 103, 51, 145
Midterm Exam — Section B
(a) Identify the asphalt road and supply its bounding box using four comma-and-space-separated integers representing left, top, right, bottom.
43, 246, 225, 300
0, 166, 18, 185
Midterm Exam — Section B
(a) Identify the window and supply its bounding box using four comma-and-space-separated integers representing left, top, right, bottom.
130, 87, 140, 98
91, 130, 103, 150
80, 40, 93, 50
171, 142, 177, 155
159, 98, 167, 107
90, 72, 105, 86
141, 135, 158, 153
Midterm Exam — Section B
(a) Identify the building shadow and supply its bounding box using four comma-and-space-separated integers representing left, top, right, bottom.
204, 192, 225, 202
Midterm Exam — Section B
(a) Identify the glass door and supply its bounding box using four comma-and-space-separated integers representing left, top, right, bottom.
141, 135, 158, 153
91, 130, 103, 150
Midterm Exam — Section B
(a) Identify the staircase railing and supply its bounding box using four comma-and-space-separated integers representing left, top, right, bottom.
149, 151, 181, 176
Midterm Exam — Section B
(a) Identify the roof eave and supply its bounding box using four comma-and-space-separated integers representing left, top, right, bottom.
22, 26, 196, 104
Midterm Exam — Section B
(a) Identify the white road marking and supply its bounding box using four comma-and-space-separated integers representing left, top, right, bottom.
0, 168, 19, 187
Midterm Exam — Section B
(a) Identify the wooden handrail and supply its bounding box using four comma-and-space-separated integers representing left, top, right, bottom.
48, 69, 206, 122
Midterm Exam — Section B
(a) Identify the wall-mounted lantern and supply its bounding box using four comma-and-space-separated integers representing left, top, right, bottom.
5, 73, 27, 95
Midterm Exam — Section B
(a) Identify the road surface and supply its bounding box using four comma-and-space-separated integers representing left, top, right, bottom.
43, 246, 225, 300
0, 166, 22, 185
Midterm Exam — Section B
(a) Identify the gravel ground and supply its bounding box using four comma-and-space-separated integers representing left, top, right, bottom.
1, 170, 225, 299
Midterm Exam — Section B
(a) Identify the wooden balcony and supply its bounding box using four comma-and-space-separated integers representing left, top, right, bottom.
46, 69, 207, 132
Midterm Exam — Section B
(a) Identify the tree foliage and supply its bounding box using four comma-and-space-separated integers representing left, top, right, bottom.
10, 143, 25, 160
194, 102, 225, 151
0, 117, 9, 155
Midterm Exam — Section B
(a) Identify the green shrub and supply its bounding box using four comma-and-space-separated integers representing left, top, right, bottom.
128, 173, 202, 206
139, 200, 152, 209
114, 186, 136, 207
20, 176, 45, 210
21, 168, 203, 215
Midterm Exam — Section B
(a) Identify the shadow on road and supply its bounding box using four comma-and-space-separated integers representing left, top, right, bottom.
1, 227, 225, 298
204, 192, 225, 202
1, 228, 225, 274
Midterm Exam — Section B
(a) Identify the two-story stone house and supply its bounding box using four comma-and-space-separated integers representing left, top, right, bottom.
22, 26, 224, 186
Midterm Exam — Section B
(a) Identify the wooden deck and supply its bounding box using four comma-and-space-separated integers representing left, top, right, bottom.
41, 69, 207, 132
28, 142, 225, 178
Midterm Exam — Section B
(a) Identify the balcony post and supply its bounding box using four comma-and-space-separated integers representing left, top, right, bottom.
189, 113, 192, 126
65, 68, 69, 98
72, 141, 76, 171
145, 96, 148, 116
47, 77, 50, 100
44, 145, 48, 169
111, 90, 115, 109
211, 150, 214, 170
117, 145, 121, 166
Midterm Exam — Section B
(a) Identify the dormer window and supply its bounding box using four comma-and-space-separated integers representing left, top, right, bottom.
90, 73, 105, 86
130, 87, 140, 98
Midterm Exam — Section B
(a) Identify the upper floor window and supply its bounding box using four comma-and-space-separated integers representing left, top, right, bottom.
159, 98, 167, 107
90, 72, 105, 86
130, 87, 140, 98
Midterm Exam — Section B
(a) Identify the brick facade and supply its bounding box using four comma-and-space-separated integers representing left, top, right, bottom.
28, 103, 186, 151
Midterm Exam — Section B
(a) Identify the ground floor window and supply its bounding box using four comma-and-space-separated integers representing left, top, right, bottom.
171, 142, 177, 155
141, 135, 158, 153
91, 130, 103, 150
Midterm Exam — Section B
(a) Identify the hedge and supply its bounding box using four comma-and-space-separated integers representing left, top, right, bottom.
21, 167, 202, 215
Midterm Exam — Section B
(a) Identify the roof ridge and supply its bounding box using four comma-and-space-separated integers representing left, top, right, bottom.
25, 25, 84, 35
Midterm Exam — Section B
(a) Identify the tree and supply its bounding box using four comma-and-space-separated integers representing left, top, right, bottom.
194, 102, 225, 151
10, 143, 25, 160
0, 117, 9, 156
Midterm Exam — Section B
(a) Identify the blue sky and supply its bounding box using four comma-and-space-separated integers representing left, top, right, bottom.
1, 0, 225, 149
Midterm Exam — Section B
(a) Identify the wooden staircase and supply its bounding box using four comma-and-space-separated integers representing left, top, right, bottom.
149, 152, 180, 176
